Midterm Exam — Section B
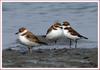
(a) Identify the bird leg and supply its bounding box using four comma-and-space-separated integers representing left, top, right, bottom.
55, 39, 58, 44
69, 39, 72, 48
55, 40, 57, 44
75, 39, 78, 48
28, 46, 32, 54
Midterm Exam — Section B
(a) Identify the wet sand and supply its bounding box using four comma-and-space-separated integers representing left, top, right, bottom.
2, 48, 98, 68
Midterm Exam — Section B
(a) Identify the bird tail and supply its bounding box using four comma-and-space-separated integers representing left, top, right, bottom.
38, 41, 48, 45
79, 35, 88, 39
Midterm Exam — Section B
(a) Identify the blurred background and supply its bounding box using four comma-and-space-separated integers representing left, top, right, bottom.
2, 2, 98, 49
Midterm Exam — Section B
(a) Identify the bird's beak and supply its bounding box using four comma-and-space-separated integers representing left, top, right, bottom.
15, 32, 19, 34
60, 27, 63, 29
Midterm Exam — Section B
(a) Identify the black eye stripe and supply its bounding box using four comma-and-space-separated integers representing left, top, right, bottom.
64, 27, 68, 29
55, 25, 60, 27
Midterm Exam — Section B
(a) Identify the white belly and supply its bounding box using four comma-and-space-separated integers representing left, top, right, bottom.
46, 29, 63, 40
63, 30, 80, 40
19, 35, 39, 46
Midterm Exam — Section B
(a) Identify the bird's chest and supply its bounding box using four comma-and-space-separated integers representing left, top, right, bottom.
63, 29, 69, 35
52, 29, 62, 35
47, 29, 62, 38
63, 29, 73, 37
19, 36, 30, 44
19, 35, 39, 46
63, 29, 79, 39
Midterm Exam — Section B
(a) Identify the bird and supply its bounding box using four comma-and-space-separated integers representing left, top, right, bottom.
44, 22, 63, 44
15, 27, 47, 53
62, 21, 88, 48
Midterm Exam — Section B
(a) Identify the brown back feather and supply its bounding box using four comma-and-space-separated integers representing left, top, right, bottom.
64, 27, 80, 36
25, 31, 40, 42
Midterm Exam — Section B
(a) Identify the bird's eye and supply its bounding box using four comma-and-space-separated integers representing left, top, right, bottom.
19, 28, 25, 32
19, 30, 22, 32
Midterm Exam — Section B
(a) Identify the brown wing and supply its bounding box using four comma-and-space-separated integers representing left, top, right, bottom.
25, 32, 40, 42
68, 27, 80, 36
69, 28, 88, 39
46, 26, 53, 35
46, 25, 57, 35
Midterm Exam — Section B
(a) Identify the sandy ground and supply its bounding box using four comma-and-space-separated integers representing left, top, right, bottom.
2, 48, 97, 68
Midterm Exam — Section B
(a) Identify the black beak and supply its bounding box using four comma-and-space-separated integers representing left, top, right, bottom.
60, 27, 63, 29
15, 32, 19, 34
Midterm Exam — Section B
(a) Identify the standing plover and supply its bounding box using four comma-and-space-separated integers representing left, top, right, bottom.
16, 27, 47, 53
45, 22, 63, 43
62, 21, 88, 48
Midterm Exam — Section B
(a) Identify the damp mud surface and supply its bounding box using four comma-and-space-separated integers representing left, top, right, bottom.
3, 48, 98, 68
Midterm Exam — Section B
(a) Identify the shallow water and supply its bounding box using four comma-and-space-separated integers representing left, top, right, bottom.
2, 2, 98, 49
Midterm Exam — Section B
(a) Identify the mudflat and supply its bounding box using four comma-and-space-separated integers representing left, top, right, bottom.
2, 48, 98, 68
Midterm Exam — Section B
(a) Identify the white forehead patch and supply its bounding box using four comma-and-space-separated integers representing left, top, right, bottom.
67, 25, 71, 28
23, 30, 27, 33
20, 30, 28, 35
